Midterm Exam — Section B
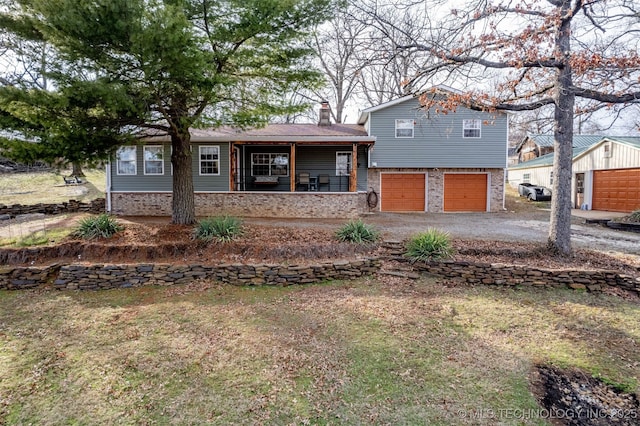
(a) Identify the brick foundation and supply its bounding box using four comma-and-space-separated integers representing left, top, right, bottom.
110, 191, 368, 218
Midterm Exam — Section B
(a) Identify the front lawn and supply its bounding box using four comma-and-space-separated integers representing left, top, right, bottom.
1, 278, 638, 425
0, 169, 105, 206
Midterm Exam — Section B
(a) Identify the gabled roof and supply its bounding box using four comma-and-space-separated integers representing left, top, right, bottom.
603, 136, 640, 150
572, 136, 640, 162
357, 95, 415, 123
516, 134, 604, 152
356, 85, 465, 125
509, 136, 640, 170
145, 123, 374, 143
508, 146, 590, 170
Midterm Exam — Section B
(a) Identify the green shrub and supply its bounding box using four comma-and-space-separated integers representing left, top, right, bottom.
335, 219, 380, 243
629, 209, 640, 223
74, 214, 123, 239
405, 228, 454, 261
194, 216, 243, 242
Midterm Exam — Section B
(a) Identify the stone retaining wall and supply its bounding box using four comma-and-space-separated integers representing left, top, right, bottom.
0, 198, 105, 218
2, 257, 638, 296
0, 259, 381, 290
399, 259, 640, 295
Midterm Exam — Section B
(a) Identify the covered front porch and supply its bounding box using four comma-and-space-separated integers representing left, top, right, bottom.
230, 140, 373, 193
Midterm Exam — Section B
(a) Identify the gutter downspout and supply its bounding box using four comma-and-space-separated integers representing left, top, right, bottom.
105, 161, 112, 213
503, 113, 509, 211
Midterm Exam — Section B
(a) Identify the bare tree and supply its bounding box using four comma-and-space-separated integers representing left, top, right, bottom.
269, 86, 318, 124
355, 4, 429, 107
310, 5, 371, 123
310, 1, 429, 119
363, 0, 640, 255
508, 107, 556, 146
508, 99, 619, 146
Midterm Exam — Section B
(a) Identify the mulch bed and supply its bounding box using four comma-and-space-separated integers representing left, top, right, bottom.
1, 223, 639, 278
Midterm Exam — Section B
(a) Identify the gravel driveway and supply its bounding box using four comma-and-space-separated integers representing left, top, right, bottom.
2, 207, 639, 258
248, 209, 640, 258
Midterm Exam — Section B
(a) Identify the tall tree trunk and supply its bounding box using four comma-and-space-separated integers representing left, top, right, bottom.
547, 1, 574, 255
71, 161, 85, 177
171, 126, 196, 225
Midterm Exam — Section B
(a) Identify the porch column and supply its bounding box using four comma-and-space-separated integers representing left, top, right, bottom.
349, 143, 357, 192
290, 143, 297, 192
230, 142, 236, 191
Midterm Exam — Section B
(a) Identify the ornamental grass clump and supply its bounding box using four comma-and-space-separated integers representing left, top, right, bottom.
405, 228, 454, 261
335, 219, 380, 244
194, 216, 243, 242
73, 214, 123, 239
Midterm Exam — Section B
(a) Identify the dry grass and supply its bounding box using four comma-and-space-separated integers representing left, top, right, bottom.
1, 278, 638, 425
0, 169, 106, 206
504, 184, 551, 213
0, 214, 89, 247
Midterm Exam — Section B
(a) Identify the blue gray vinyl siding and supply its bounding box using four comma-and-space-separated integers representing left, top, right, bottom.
111, 142, 230, 191
368, 98, 507, 168
295, 145, 368, 191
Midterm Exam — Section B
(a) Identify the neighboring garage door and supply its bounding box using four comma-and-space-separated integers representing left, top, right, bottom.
381, 173, 425, 212
444, 174, 488, 212
592, 168, 640, 212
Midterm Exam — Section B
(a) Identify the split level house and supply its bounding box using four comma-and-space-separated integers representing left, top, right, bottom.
106, 93, 509, 218
508, 136, 640, 212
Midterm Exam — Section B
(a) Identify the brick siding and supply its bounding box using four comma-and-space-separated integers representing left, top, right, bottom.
110, 192, 368, 218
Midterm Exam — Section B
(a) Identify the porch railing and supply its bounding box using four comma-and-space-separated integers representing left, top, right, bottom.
234, 167, 355, 192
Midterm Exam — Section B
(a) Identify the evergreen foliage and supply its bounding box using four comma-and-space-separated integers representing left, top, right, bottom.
73, 214, 123, 239
194, 216, 243, 242
335, 219, 380, 243
0, 0, 333, 223
405, 229, 454, 261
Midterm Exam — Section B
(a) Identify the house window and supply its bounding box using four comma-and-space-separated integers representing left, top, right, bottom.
116, 146, 136, 175
463, 119, 481, 138
523, 173, 531, 183
550, 171, 553, 185
199, 146, 220, 175
336, 151, 352, 176
251, 153, 289, 176
395, 119, 414, 138
603, 142, 612, 158
144, 146, 164, 175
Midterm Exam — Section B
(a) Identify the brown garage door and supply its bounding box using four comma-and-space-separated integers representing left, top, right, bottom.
592, 169, 640, 212
381, 173, 425, 212
444, 174, 488, 212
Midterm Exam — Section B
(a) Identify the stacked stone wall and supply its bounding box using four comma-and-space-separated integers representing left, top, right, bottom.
1, 257, 638, 296
0, 198, 105, 218
0, 259, 381, 290
408, 260, 639, 294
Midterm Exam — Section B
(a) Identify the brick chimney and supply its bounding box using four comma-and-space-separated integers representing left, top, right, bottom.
318, 100, 331, 126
